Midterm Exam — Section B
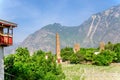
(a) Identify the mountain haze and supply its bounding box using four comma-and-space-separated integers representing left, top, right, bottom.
7, 4, 120, 54
20, 23, 81, 53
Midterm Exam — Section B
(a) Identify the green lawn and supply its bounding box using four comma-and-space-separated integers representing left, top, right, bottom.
62, 63, 120, 80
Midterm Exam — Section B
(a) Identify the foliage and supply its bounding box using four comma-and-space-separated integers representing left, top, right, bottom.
113, 43, 120, 62
61, 47, 73, 61
105, 42, 120, 63
61, 47, 85, 64
84, 48, 96, 62
93, 50, 114, 66
61, 47, 98, 64
60, 46, 120, 66
4, 47, 65, 80
70, 52, 84, 64
105, 41, 114, 51
60, 42, 120, 66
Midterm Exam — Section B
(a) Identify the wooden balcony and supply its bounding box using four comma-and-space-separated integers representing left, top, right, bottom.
0, 34, 12, 46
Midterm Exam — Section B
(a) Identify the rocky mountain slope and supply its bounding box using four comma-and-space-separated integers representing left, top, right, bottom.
20, 23, 81, 54
6, 4, 120, 54
81, 4, 120, 47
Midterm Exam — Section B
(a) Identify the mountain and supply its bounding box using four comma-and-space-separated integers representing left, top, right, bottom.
81, 5, 120, 47
20, 23, 81, 54
6, 4, 120, 54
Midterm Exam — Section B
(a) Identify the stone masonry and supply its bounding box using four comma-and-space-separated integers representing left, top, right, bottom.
73, 43, 80, 53
100, 41, 105, 51
56, 33, 61, 63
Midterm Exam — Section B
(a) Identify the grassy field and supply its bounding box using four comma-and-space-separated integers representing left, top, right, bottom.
62, 63, 120, 80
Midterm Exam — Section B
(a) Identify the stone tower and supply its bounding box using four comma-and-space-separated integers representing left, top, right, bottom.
56, 33, 61, 63
73, 43, 80, 53
100, 41, 105, 51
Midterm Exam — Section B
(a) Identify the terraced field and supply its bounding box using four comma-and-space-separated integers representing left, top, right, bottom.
62, 63, 120, 80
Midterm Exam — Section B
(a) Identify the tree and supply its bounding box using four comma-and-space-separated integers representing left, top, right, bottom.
5, 47, 65, 80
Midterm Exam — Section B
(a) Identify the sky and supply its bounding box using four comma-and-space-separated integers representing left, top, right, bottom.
0, 0, 120, 43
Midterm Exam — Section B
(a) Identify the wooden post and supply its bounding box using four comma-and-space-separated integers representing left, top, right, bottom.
0, 47, 4, 80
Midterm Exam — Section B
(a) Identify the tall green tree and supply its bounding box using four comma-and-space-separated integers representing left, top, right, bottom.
4, 48, 65, 80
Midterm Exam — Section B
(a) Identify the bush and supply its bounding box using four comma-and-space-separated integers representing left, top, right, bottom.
70, 52, 84, 64
61, 47, 85, 64
105, 41, 114, 51
113, 43, 120, 62
84, 50, 94, 62
60, 46, 120, 66
93, 50, 114, 66
61, 47, 73, 61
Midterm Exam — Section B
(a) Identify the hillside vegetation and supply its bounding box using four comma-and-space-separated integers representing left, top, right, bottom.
61, 42, 120, 66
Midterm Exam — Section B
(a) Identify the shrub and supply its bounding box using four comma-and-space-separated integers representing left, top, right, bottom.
105, 41, 114, 51
61, 47, 73, 61
70, 52, 84, 64
93, 50, 114, 66
113, 43, 120, 62
70, 53, 79, 64
84, 50, 94, 62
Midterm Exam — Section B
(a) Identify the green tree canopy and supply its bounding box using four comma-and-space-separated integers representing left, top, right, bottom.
5, 47, 65, 80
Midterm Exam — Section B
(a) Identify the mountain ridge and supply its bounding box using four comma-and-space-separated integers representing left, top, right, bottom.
5, 4, 120, 54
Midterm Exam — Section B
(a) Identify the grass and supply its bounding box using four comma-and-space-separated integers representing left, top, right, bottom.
62, 63, 120, 80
